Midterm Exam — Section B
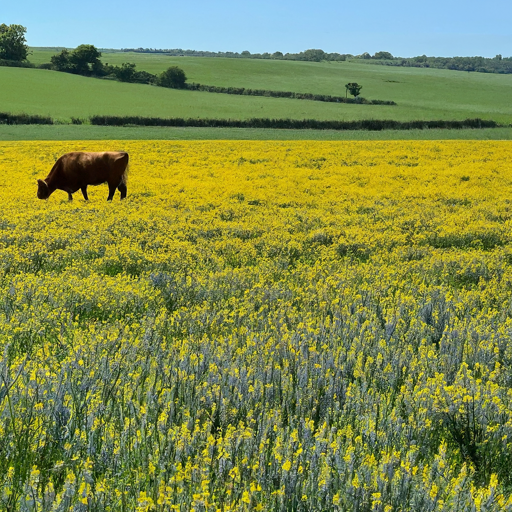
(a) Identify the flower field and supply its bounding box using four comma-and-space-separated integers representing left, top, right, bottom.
2, 140, 512, 511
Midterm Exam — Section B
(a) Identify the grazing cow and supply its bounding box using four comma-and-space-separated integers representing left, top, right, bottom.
37, 151, 129, 201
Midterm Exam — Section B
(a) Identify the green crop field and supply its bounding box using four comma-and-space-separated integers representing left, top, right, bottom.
2, 48, 510, 125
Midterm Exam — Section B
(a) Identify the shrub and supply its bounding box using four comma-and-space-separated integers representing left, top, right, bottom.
0, 112, 53, 125
157, 66, 187, 88
0, 58, 33, 68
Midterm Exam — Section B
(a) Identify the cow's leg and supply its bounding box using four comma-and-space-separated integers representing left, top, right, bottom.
107, 183, 117, 201
81, 186, 89, 201
68, 193, 73, 201
118, 182, 127, 199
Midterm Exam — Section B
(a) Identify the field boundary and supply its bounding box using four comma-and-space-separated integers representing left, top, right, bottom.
0, 112, 505, 131
183, 83, 396, 105
0, 112, 54, 125
89, 116, 501, 131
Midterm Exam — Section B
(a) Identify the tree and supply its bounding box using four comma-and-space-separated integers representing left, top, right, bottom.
302, 49, 326, 62
345, 82, 362, 98
373, 51, 394, 60
113, 62, 137, 82
70, 44, 102, 75
157, 66, 187, 88
413, 54, 428, 63
326, 52, 346, 61
0, 23, 29, 61
106, 62, 156, 84
51, 44, 103, 75
50, 49, 74, 72
133, 70, 156, 85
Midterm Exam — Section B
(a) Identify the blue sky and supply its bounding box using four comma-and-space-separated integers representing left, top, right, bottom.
3, 0, 511, 57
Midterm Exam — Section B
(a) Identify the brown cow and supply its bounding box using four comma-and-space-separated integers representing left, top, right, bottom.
37, 151, 129, 201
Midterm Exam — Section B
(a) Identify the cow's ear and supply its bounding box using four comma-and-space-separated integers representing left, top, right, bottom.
37, 179, 47, 187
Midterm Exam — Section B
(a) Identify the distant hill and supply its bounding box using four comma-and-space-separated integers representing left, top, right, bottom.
29, 47, 512, 74
114, 47, 512, 74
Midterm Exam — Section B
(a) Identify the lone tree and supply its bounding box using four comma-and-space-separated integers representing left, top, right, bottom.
345, 82, 362, 99
157, 66, 187, 89
0, 23, 29, 61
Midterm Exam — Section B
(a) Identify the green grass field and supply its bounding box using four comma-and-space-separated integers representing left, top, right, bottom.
28, 48, 512, 111
0, 124, 511, 141
0, 48, 510, 140
1, 66, 406, 122
3, 49, 510, 124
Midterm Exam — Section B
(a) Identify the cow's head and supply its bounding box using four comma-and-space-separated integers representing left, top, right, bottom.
37, 179, 50, 199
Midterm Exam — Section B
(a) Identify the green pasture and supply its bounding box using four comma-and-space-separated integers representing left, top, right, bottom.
27, 48, 66, 63
0, 48, 510, 137
3, 64, 512, 126
0, 124, 511, 141
25, 48, 512, 124
1, 66, 407, 123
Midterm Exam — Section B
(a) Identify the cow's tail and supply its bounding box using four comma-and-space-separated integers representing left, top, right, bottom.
120, 153, 129, 185
121, 163, 129, 185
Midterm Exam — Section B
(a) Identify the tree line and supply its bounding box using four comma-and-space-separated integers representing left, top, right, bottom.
183, 82, 394, 105
122, 47, 512, 74
122, 48, 351, 62
357, 52, 512, 74
1, 23, 510, 75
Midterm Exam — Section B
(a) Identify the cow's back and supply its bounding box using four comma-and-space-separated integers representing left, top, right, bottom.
59, 151, 127, 186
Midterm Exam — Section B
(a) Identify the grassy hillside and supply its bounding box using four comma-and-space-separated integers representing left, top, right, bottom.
26, 48, 512, 124
0, 49, 509, 130
2, 67, 374, 122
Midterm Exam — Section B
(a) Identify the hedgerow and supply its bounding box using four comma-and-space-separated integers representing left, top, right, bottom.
183, 83, 396, 105
0, 112, 53, 125
89, 115, 499, 130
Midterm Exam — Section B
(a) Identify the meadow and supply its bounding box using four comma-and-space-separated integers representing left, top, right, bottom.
28, 48, 512, 115
0, 50, 510, 130
2, 140, 512, 510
